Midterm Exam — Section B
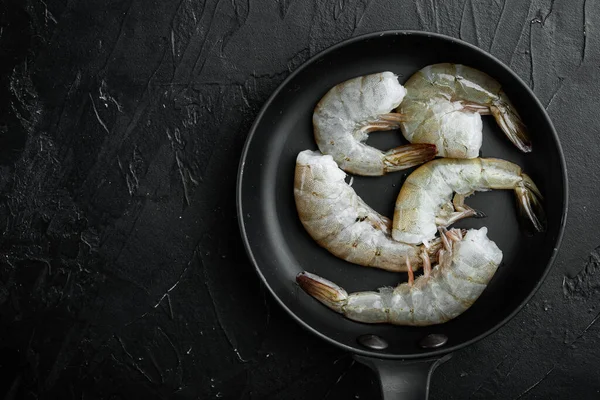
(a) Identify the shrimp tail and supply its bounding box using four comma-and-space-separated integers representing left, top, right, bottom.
296, 272, 391, 323
383, 143, 437, 173
296, 272, 348, 314
491, 94, 532, 153
514, 173, 547, 234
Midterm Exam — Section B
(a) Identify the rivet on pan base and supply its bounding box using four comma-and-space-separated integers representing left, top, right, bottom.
357, 334, 388, 350
419, 333, 448, 349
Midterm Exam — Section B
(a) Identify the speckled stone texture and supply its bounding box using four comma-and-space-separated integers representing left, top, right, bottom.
1, 0, 599, 399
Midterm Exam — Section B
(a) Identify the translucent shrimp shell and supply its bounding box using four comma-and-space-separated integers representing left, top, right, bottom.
398, 63, 531, 157
296, 227, 504, 326
313, 73, 408, 175
392, 158, 538, 245
294, 150, 422, 272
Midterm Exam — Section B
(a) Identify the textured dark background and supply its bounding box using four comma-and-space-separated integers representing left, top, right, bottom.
1, 0, 599, 399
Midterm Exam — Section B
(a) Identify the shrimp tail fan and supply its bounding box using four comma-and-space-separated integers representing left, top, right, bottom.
491, 93, 532, 153
383, 143, 437, 172
514, 173, 547, 235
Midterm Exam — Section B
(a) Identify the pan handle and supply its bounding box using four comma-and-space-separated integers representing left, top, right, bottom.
354, 354, 452, 400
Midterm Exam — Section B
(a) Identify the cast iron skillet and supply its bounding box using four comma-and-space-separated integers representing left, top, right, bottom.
237, 31, 568, 399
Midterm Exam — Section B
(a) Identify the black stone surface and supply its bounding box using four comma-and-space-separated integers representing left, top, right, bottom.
1, 0, 599, 399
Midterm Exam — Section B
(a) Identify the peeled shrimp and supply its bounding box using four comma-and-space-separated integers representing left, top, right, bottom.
391, 158, 546, 245
294, 150, 441, 272
398, 63, 531, 158
297, 227, 502, 326
313, 72, 437, 176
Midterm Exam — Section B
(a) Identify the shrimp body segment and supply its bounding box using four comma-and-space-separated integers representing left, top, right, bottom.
313, 72, 437, 176
297, 227, 502, 326
294, 150, 440, 272
399, 63, 531, 158
391, 158, 546, 245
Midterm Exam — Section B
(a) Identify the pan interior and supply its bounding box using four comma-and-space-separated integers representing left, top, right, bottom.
239, 32, 566, 358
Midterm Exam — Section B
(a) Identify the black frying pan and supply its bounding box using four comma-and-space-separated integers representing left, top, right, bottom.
236, 31, 568, 399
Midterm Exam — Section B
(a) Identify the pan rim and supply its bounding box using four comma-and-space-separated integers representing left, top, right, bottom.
236, 29, 569, 360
